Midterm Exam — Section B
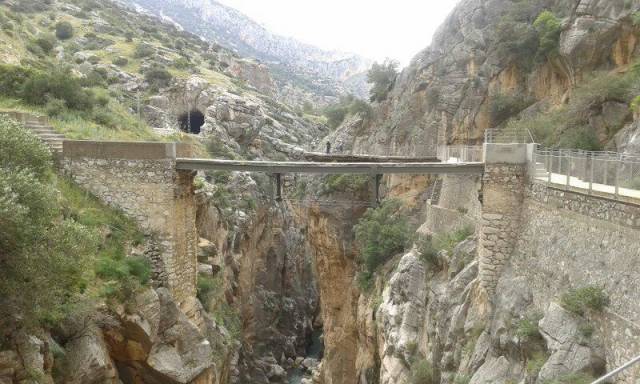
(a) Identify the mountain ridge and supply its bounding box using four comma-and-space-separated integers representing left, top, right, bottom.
125, 0, 373, 102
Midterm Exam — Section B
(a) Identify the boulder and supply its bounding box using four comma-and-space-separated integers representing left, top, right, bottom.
470, 356, 522, 384
64, 326, 119, 384
537, 302, 605, 382
146, 288, 213, 383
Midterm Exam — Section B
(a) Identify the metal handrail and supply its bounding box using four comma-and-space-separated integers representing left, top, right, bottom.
485, 128, 536, 144
590, 354, 640, 384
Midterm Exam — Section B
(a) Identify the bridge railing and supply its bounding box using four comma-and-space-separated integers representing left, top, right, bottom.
319, 143, 435, 157
437, 145, 484, 163
485, 128, 535, 144
532, 147, 640, 201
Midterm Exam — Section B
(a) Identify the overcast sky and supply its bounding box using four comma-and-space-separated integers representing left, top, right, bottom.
217, 0, 460, 66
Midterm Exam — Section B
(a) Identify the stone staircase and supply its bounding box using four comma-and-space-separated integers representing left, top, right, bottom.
1, 111, 64, 157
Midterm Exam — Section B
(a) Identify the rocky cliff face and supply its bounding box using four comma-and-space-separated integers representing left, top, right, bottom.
344, 0, 640, 156
312, 1, 640, 384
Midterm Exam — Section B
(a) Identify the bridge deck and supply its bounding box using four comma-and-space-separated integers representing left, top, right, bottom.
301, 152, 439, 163
176, 158, 484, 175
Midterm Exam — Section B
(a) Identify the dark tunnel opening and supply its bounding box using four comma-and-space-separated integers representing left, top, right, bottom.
178, 110, 205, 134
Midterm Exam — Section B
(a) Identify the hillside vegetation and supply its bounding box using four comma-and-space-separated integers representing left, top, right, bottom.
0, 115, 150, 330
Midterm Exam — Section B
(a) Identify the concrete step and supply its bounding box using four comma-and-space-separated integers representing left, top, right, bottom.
30, 128, 56, 134
37, 133, 65, 139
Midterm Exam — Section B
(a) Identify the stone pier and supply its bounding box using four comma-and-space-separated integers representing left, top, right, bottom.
62, 141, 200, 320
478, 143, 529, 296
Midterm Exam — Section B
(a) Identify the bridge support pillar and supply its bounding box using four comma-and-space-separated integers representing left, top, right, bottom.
62, 141, 201, 323
275, 173, 283, 202
478, 144, 529, 298
373, 174, 383, 206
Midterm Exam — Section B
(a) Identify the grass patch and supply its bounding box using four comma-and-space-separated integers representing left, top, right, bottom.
410, 359, 435, 384
560, 285, 609, 315
433, 226, 474, 254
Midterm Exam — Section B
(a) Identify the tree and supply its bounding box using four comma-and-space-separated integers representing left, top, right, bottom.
533, 11, 562, 59
55, 21, 74, 40
323, 104, 348, 129
367, 59, 399, 102
354, 199, 410, 275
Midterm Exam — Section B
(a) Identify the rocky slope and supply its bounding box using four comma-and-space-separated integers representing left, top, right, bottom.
123, 0, 372, 105
339, 0, 640, 156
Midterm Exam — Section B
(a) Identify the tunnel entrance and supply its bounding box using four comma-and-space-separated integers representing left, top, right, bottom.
178, 110, 205, 134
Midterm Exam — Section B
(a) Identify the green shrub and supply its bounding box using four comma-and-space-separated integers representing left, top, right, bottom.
410, 359, 435, 384
433, 226, 474, 254
494, 18, 538, 69
0, 116, 51, 177
417, 236, 440, 269
144, 66, 173, 89
533, 11, 562, 59
33, 34, 56, 54
55, 21, 74, 40
349, 99, 374, 120
561, 286, 609, 315
322, 174, 369, 194
197, 274, 221, 303
355, 199, 410, 275
133, 43, 155, 58
490, 93, 533, 126
45, 98, 68, 117
22, 68, 96, 111
111, 56, 129, 67
527, 351, 548, 376
0, 64, 34, 98
0, 118, 97, 327
516, 316, 542, 341
323, 103, 348, 129
367, 60, 398, 102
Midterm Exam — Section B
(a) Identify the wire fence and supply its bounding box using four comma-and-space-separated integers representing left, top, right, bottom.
532, 148, 640, 200
485, 128, 535, 144
437, 145, 484, 163
319, 143, 436, 157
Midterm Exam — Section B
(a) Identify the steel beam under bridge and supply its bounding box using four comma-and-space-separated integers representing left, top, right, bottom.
176, 158, 485, 175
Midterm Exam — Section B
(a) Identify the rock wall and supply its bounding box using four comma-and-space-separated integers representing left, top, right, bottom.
62, 141, 199, 319
511, 183, 640, 380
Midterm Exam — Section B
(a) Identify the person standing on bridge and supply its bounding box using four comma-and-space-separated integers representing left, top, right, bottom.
326, 141, 331, 154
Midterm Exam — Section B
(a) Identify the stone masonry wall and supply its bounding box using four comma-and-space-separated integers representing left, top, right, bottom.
478, 164, 526, 296
509, 186, 640, 382
62, 141, 199, 319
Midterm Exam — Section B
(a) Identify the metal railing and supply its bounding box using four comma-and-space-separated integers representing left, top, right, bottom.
485, 128, 535, 144
437, 145, 484, 163
532, 148, 640, 200
590, 354, 640, 384
320, 143, 435, 157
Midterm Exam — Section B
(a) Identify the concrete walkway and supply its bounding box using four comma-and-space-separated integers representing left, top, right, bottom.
535, 172, 640, 200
